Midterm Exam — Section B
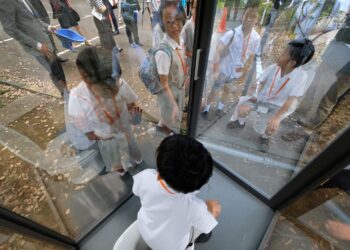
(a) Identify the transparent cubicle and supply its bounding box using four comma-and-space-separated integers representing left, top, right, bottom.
0, 0, 350, 249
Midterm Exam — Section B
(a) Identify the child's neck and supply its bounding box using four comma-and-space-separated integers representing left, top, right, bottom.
280, 64, 294, 77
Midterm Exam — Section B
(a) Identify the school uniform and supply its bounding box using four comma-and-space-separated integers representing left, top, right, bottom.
213, 25, 261, 91
133, 169, 218, 250
155, 34, 187, 131
68, 79, 141, 171
230, 64, 308, 127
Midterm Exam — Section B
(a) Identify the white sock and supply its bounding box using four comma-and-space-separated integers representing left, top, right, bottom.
203, 104, 211, 112
261, 134, 270, 139
238, 117, 246, 125
217, 102, 225, 110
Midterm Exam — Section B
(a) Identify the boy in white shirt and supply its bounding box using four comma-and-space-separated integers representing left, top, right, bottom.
202, 1, 262, 117
226, 38, 315, 152
133, 135, 221, 250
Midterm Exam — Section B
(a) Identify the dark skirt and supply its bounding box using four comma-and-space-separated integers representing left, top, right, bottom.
56, 3, 79, 28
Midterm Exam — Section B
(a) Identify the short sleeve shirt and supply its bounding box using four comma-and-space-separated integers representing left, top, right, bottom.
133, 169, 218, 250
219, 26, 261, 79
258, 64, 308, 106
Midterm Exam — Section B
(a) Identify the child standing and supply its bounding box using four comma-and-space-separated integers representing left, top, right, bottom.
226, 38, 315, 152
133, 135, 221, 250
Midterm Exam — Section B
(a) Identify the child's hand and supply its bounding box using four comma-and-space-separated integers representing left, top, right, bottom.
130, 106, 143, 125
265, 116, 281, 136
325, 220, 350, 241
206, 200, 221, 218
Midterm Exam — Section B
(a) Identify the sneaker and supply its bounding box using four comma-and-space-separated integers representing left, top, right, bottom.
257, 136, 270, 153
131, 43, 137, 48
57, 57, 69, 63
201, 110, 209, 119
226, 120, 245, 129
215, 108, 224, 117
195, 232, 212, 243
113, 30, 120, 36
118, 47, 123, 52
135, 42, 143, 47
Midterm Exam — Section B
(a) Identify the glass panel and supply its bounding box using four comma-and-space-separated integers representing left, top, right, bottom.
195, 0, 350, 197
264, 165, 350, 249
0, 0, 193, 239
0, 221, 70, 250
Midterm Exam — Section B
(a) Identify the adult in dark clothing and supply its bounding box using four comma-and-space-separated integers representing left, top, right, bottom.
106, 0, 120, 35
88, 0, 122, 51
50, 0, 89, 44
29, 0, 68, 62
282, 11, 350, 141
121, 0, 142, 48
0, 0, 68, 95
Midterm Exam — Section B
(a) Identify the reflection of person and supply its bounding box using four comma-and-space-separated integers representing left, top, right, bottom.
50, 0, 89, 44
181, 0, 196, 66
133, 135, 221, 250
106, 0, 120, 35
28, 0, 68, 63
202, 1, 261, 117
291, 0, 340, 37
155, 0, 187, 134
282, 12, 350, 141
88, 0, 118, 51
121, 0, 142, 48
0, 0, 68, 95
68, 46, 143, 175
226, 38, 315, 151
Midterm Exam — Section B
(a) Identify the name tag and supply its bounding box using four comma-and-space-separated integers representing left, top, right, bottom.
257, 105, 269, 114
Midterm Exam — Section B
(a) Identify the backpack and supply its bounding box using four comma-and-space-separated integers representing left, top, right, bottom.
121, 2, 138, 24
139, 43, 173, 95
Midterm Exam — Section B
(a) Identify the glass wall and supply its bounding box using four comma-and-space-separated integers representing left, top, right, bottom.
0, 0, 194, 239
264, 164, 350, 249
195, 0, 350, 197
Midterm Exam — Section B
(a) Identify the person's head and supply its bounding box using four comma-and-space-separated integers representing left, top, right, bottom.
159, 0, 186, 40
156, 135, 213, 194
241, 0, 259, 34
76, 46, 121, 98
277, 38, 315, 69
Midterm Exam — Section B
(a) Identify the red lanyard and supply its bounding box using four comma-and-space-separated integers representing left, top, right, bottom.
241, 32, 251, 62
158, 179, 175, 195
267, 67, 290, 100
175, 48, 188, 76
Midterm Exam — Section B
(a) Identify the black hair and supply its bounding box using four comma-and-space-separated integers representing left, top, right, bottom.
288, 38, 315, 67
159, 0, 186, 32
156, 134, 213, 194
76, 46, 121, 88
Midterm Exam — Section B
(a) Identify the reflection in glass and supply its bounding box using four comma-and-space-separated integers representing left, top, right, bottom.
265, 166, 350, 249
0, 0, 194, 240
196, 0, 350, 197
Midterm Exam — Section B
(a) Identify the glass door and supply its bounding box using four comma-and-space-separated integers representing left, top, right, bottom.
189, 0, 350, 199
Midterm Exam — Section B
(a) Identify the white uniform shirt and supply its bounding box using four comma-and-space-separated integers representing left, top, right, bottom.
133, 169, 218, 250
68, 80, 138, 149
155, 34, 185, 76
152, 23, 165, 48
258, 64, 308, 107
219, 26, 261, 79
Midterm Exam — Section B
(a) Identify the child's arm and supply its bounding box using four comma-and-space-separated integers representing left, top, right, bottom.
265, 96, 298, 136
205, 200, 221, 219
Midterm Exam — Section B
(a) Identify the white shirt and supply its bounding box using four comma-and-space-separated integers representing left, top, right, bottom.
133, 169, 218, 250
155, 34, 185, 75
258, 64, 308, 107
152, 23, 165, 48
68, 80, 138, 149
219, 26, 261, 79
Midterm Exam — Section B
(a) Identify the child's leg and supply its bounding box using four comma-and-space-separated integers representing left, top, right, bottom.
128, 136, 143, 163
125, 25, 134, 44
229, 96, 253, 123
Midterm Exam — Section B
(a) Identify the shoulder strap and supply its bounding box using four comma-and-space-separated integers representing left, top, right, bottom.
155, 42, 173, 64
227, 29, 236, 48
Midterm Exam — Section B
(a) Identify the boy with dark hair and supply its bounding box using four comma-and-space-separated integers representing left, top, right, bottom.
226, 38, 315, 151
133, 135, 221, 250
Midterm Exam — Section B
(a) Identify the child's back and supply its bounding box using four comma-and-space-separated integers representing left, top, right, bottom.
133, 135, 220, 250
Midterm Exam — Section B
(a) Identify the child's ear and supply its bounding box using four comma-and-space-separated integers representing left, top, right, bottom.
289, 60, 297, 68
